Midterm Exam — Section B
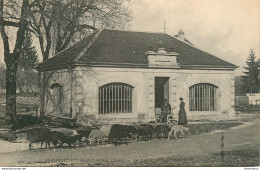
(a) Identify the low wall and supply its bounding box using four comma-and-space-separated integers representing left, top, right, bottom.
246, 93, 260, 105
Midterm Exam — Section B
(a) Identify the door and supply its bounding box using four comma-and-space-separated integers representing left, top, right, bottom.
155, 77, 170, 115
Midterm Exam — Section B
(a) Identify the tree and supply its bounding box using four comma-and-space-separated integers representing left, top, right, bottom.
19, 29, 39, 71
0, 0, 130, 124
28, 0, 131, 117
17, 29, 39, 93
0, 0, 32, 125
0, 63, 6, 93
257, 58, 260, 93
242, 49, 259, 93
29, 0, 131, 61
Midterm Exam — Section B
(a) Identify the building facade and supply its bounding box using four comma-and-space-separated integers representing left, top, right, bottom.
36, 29, 237, 123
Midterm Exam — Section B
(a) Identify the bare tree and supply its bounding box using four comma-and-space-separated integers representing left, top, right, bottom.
0, 63, 6, 93
29, 0, 131, 117
0, 0, 32, 125
30, 0, 131, 60
0, 0, 131, 123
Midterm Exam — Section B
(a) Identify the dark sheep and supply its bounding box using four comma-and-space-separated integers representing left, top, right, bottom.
50, 131, 81, 148
108, 124, 137, 146
127, 125, 138, 139
155, 125, 171, 139
136, 124, 154, 141
50, 128, 81, 148
25, 127, 51, 149
50, 131, 66, 147
77, 126, 94, 143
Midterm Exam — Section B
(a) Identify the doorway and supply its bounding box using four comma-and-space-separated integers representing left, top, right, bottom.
155, 77, 170, 114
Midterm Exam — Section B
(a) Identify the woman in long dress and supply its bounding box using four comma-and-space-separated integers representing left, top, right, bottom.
178, 97, 187, 125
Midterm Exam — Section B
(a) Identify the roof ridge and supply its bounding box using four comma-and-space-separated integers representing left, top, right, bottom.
74, 28, 104, 62
103, 28, 166, 35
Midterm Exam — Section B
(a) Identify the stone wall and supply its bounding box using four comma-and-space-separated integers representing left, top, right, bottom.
41, 69, 73, 117
70, 66, 235, 122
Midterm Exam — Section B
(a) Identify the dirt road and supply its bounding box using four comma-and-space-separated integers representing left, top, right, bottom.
0, 113, 259, 167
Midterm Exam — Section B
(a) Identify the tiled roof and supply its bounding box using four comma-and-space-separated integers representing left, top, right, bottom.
174, 36, 194, 46
36, 29, 237, 71
36, 31, 99, 70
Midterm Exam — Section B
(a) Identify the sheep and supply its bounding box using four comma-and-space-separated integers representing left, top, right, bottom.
88, 129, 108, 144
108, 124, 137, 146
25, 127, 51, 149
155, 125, 171, 139
50, 128, 80, 148
136, 124, 154, 141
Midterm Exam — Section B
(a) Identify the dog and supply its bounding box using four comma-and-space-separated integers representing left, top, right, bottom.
168, 125, 189, 139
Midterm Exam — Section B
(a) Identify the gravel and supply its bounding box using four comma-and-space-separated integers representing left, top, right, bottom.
0, 140, 28, 153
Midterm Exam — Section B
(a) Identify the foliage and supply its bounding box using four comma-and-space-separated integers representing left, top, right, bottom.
16, 68, 38, 93
235, 104, 260, 112
16, 29, 39, 93
242, 49, 259, 93
19, 30, 39, 71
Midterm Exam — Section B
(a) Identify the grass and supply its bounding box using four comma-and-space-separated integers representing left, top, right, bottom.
120, 147, 259, 167
185, 122, 243, 136
67, 146, 259, 167
235, 105, 260, 112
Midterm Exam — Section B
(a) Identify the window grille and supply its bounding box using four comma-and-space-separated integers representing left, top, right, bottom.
189, 83, 218, 111
99, 83, 133, 114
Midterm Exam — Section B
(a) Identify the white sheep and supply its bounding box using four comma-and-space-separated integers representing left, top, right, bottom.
88, 126, 111, 144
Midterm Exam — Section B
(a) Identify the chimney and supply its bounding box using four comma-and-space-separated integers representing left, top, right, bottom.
177, 29, 185, 41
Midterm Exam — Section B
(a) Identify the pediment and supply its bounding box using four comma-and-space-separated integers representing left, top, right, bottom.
146, 48, 180, 68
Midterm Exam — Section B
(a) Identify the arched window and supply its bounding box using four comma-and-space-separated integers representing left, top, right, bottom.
99, 83, 133, 114
189, 83, 218, 111
49, 83, 63, 113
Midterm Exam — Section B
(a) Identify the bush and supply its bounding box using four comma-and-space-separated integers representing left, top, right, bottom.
235, 105, 260, 112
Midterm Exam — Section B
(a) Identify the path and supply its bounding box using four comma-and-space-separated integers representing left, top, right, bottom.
0, 114, 259, 166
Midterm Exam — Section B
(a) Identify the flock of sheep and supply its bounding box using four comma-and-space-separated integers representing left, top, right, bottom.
16, 123, 189, 149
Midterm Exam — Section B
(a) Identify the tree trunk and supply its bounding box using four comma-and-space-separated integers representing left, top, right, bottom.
5, 60, 17, 125
40, 72, 47, 117
0, 0, 29, 126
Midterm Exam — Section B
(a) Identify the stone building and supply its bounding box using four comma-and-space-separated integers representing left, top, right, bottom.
36, 28, 238, 123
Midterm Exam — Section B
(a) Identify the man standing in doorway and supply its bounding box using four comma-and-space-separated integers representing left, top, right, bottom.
160, 99, 171, 123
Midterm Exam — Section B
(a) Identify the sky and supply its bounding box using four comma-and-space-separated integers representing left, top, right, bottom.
0, 0, 260, 76
128, 0, 260, 75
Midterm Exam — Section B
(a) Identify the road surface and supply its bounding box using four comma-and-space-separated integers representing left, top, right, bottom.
0, 113, 259, 167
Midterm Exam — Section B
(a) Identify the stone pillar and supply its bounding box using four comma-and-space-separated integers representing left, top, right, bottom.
171, 76, 178, 119
171, 77, 178, 109
148, 75, 155, 121
230, 74, 235, 117
73, 71, 84, 117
